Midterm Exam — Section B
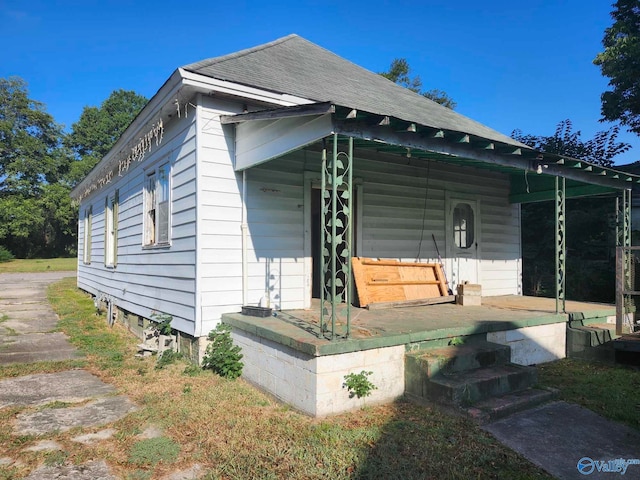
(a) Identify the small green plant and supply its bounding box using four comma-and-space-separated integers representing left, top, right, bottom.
202, 324, 243, 379
0, 246, 14, 263
182, 363, 202, 377
155, 349, 182, 370
343, 370, 377, 399
128, 437, 180, 466
448, 337, 465, 346
150, 312, 173, 335
43, 450, 68, 466
126, 470, 152, 480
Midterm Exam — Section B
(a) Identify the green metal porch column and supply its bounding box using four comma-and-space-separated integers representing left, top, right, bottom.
615, 188, 632, 335
319, 134, 353, 339
616, 188, 632, 249
555, 176, 566, 314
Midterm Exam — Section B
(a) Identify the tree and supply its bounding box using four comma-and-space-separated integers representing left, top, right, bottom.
0, 77, 77, 257
0, 77, 64, 195
512, 119, 630, 167
512, 120, 630, 302
65, 89, 147, 186
593, 0, 640, 134
380, 58, 456, 109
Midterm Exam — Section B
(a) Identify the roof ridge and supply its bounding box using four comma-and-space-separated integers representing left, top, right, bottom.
182, 34, 299, 71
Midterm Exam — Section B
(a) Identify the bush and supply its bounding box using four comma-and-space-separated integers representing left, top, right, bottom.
0, 246, 15, 263
202, 324, 243, 379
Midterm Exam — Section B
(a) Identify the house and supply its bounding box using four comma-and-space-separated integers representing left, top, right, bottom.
71, 35, 637, 416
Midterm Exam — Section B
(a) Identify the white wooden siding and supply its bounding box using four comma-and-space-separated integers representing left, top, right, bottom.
197, 96, 244, 335
76, 109, 199, 335
196, 129, 522, 327
78, 92, 522, 337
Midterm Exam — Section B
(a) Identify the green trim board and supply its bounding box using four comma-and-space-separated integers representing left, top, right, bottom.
222, 310, 567, 357
509, 173, 618, 203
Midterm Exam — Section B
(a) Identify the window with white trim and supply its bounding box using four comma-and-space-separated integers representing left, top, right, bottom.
104, 191, 118, 267
83, 206, 92, 264
144, 162, 170, 246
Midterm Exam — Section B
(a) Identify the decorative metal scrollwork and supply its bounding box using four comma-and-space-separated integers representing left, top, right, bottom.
320, 135, 353, 339
555, 176, 566, 313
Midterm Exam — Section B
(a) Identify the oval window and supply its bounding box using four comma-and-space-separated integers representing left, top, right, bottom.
453, 203, 474, 249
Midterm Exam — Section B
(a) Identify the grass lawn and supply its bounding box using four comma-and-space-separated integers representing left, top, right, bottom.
0, 278, 552, 480
538, 358, 640, 431
0, 257, 77, 273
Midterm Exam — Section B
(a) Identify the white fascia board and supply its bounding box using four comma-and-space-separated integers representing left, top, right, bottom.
71, 69, 185, 200
235, 113, 333, 171
71, 68, 318, 201
179, 69, 315, 107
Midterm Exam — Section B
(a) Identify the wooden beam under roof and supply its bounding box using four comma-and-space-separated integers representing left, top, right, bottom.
220, 101, 334, 124
333, 119, 635, 189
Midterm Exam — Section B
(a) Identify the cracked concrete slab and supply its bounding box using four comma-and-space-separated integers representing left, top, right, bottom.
139, 425, 164, 439
24, 460, 116, 480
15, 396, 138, 435
24, 440, 63, 452
0, 370, 115, 408
484, 401, 640, 480
0, 271, 80, 365
163, 464, 204, 480
72, 428, 117, 444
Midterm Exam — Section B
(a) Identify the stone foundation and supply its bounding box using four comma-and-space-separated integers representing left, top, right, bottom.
116, 307, 207, 364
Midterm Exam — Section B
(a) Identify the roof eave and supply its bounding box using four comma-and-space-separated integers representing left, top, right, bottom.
222, 102, 640, 191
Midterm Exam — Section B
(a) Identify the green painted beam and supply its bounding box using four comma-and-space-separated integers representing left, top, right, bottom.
510, 184, 618, 203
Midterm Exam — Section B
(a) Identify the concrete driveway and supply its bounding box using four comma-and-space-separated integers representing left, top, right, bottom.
0, 271, 203, 479
0, 271, 81, 364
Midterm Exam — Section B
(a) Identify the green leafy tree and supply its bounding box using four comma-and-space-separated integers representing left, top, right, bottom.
0, 77, 76, 257
65, 89, 147, 186
512, 119, 630, 167
380, 58, 456, 109
593, 0, 640, 134
0, 77, 65, 195
512, 120, 629, 302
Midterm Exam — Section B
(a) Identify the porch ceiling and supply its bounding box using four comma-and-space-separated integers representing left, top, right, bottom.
221, 102, 640, 203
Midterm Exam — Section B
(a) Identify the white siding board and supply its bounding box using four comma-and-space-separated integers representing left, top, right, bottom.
75, 111, 198, 333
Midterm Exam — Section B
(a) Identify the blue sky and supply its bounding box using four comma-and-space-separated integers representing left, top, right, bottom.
2, 0, 637, 164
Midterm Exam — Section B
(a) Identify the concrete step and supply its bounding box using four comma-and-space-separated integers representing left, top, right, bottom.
465, 387, 559, 423
614, 332, 640, 352
405, 341, 511, 380
426, 364, 537, 407
567, 323, 618, 362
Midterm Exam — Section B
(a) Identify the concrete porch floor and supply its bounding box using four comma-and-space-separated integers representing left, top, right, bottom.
223, 295, 615, 357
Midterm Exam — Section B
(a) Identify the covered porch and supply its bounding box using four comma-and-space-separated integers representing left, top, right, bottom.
224, 295, 614, 358
222, 101, 637, 340
223, 295, 615, 416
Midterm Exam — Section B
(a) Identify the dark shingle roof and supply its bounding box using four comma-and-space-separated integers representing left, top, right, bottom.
183, 34, 524, 147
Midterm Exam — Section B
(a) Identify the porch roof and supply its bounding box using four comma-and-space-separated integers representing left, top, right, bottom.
221, 102, 640, 203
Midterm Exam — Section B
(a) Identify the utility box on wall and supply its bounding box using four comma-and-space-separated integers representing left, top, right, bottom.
456, 283, 482, 306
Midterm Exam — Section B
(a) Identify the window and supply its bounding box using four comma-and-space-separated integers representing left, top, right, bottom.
453, 202, 474, 249
105, 190, 118, 267
144, 163, 170, 246
83, 206, 92, 264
